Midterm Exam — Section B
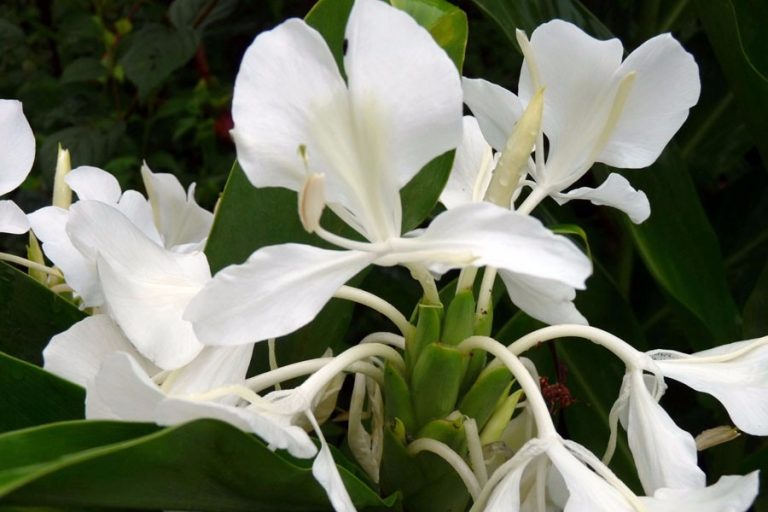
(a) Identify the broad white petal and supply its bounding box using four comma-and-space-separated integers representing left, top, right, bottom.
28, 206, 102, 305
519, 20, 623, 187
441, 116, 495, 209
313, 436, 355, 512
187, 244, 375, 346
141, 163, 213, 249
485, 440, 545, 511
231, 18, 346, 193
624, 371, 705, 493
164, 344, 254, 398
554, 173, 650, 224
0, 99, 35, 196
598, 34, 700, 168
345, 0, 462, 191
546, 441, 633, 512
155, 398, 318, 459
0, 200, 29, 234
651, 338, 768, 435
44, 315, 158, 387
65, 166, 122, 204
498, 271, 587, 326
462, 77, 524, 152
117, 189, 164, 245
67, 201, 210, 369
395, 202, 591, 288
640, 472, 759, 512
85, 352, 165, 421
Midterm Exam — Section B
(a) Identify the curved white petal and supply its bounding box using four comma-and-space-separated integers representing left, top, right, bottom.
519, 20, 623, 188
395, 202, 591, 288
187, 244, 375, 346
345, 0, 462, 191
140, 163, 213, 249
640, 472, 759, 512
85, 352, 165, 421
485, 440, 546, 511
0, 99, 35, 196
441, 116, 495, 209
155, 398, 318, 459
67, 201, 210, 369
313, 432, 356, 512
623, 370, 705, 493
44, 315, 158, 387
65, 166, 122, 204
598, 34, 700, 169
0, 200, 29, 234
651, 338, 768, 435
116, 189, 164, 245
231, 18, 346, 194
498, 271, 587, 326
462, 77, 524, 152
164, 344, 254, 398
554, 173, 650, 224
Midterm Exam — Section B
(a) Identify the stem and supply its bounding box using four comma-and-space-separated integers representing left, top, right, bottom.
515, 186, 548, 216
459, 336, 555, 437
456, 266, 479, 293
465, 417, 488, 487
0, 253, 63, 278
334, 285, 413, 337
475, 266, 497, 319
268, 338, 280, 390
246, 357, 383, 393
407, 438, 481, 501
405, 263, 441, 305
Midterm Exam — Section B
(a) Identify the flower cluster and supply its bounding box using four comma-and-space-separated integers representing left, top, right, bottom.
1, 1, 766, 511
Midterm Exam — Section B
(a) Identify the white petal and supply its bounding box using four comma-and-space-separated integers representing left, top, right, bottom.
116, 189, 164, 245
0, 200, 29, 234
394, 202, 591, 288
441, 116, 495, 209
546, 441, 634, 512
462, 77, 524, 152
652, 338, 768, 435
164, 344, 254, 398
0, 99, 35, 196
65, 166, 122, 204
231, 18, 346, 194
67, 201, 210, 369
85, 352, 165, 421
485, 440, 545, 511
140, 163, 213, 249
519, 20, 623, 187
597, 34, 700, 169
345, 0, 462, 191
640, 472, 759, 512
624, 370, 705, 493
498, 271, 587, 326
187, 244, 375, 346
155, 398, 318, 459
554, 173, 650, 224
305, 411, 355, 512
44, 315, 158, 387
28, 206, 102, 305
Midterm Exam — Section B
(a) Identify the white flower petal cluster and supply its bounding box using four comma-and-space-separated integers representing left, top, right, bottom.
0, 99, 35, 234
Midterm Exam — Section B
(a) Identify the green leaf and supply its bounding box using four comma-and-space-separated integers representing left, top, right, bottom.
119, 24, 200, 98
391, 0, 468, 71
696, 0, 768, 167
551, 223, 592, 260
399, 151, 455, 232
0, 419, 392, 511
59, 58, 104, 84
0, 353, 84, 434
743, 259, 768, 338
0, 263, 85, 366
469, 0, 612, 44
305, 0, 355, 72
168, 0, 239, 32
599, 148, 741, 345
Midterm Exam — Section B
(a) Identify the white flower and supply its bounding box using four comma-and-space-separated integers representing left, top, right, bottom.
0, 99, 35, 234
463, 20, 700, 223
648, 337, 768, 436
186, 0, 592, 346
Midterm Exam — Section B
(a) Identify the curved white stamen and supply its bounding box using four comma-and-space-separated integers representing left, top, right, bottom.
407, 438, 481, 501
334, 285, 413, 337
246, 357, 383, 393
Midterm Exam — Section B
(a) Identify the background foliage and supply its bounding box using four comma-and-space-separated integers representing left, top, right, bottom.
0, 0, 766, 510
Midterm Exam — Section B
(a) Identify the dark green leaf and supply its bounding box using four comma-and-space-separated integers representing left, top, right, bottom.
59, 58, 104, 84
696, 0, 768, 167
168, 0, 240, 32
0, 419, 391, 511
391, 0, 468, 70
0, 352, 84, 433
0, 263, 85, 366
399, 151, 454, 232
743, 259, 768, 338
305, 0, 354, 72
120, 24, 200, 98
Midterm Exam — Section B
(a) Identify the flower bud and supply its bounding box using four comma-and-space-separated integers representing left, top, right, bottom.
52, 144, 72, 209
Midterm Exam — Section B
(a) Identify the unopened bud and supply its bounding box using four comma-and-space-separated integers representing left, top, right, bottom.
484, 88, 544, 208
52, 144, 72, 209
298, 173, 326, 233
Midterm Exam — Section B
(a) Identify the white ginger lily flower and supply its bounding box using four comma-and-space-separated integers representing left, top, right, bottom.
186, 0, 591, 346
28, 163, 212, 307
463, 20, 700, 223
648, 336, 768, 436
0, 99, 35, 234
